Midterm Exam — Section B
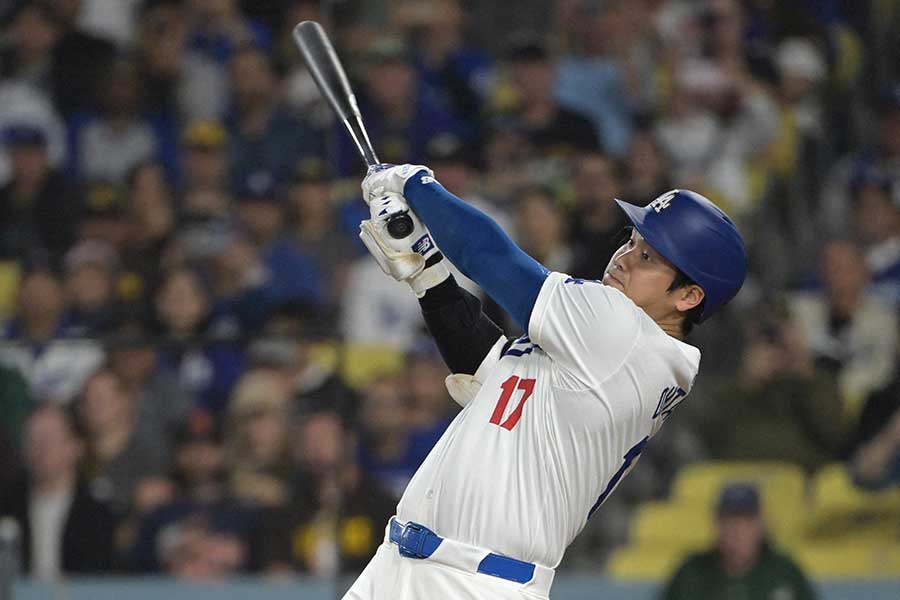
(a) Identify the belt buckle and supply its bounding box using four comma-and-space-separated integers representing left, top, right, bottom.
398, 522, 429, 559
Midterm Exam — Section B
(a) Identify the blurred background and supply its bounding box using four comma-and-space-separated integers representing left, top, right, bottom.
0, 0, 899, 599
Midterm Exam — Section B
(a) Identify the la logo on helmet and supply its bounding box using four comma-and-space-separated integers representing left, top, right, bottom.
649, 190, 677, 213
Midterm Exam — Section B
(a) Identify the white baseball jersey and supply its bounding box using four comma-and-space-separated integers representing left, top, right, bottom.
396, 272, 701, 569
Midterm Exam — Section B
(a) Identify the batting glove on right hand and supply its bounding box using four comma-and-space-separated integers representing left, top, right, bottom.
359, 192, 450, 297
361, 164, 434, 205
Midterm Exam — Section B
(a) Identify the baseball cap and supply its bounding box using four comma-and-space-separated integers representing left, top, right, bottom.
292, 156, 329, 184
776, 38, 826, 82
363, 37, 413, 65
182, 120, 227, 150
81, 182, 127, 218
2, 124, 47, 148
228, 371, 289, 418
424, 132, 479, 168
716, 482, 761, 516
849, 165, 900, 207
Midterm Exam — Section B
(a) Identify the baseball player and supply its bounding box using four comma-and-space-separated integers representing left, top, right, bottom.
346, 164, 747, 599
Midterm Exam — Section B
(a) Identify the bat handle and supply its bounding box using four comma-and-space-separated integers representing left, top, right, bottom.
365, 163, 416, 240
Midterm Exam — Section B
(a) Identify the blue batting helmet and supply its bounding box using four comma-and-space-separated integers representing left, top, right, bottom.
615, 190, 747, 322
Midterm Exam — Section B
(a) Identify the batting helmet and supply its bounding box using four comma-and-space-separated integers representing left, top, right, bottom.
615, 190, 747, 322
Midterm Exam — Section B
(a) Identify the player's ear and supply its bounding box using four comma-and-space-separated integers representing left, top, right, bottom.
674, 284, 704, 313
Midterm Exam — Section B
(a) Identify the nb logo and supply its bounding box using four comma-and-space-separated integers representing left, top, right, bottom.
420, 176, 436, 185
412, 234, 433, 255
649, 191, 677, 213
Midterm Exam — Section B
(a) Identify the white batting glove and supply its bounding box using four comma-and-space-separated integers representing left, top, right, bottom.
359, 192, 450, 297
362, 164, 434, 205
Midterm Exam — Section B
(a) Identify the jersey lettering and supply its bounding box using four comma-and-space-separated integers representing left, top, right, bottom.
489, 375, 536, 431
588, 436, 649, 518
653, 386, 687, 422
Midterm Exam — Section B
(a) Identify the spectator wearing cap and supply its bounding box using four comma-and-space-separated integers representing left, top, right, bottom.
153, 267, 246, 413
73, 57, 163, 182
259, 409, 396, 576
287, 157, 357, 307
128, 413, 260, 575
235, 170, 324, 308
396, 0, 494, 118
62, 240, 121, 336
822, 83, 900, 237
500, 37, 601, 159
227, 45, 323, 187
77, 181, 132, 250
0, 2, 61, 90
0, 123, 78, 264
225, 369, 294, 508
186, 0, 271, 65
515, 186, 573, 273
662, 483, 816, 600
0, 268, 104, 403
851, 168, 900, 305
179, 120, 229, 194
77, 367, 167, 519
255, 300, 359, 420
0, 403, 115, 580
335, 36, 471, 175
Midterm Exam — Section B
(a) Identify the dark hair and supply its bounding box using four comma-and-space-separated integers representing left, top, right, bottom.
668, 269, 704, 336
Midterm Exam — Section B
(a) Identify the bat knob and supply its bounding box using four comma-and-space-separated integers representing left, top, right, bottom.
386, 213, 415, 239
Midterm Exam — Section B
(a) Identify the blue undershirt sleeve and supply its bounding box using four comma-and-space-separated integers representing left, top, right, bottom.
403, 172, 549, 330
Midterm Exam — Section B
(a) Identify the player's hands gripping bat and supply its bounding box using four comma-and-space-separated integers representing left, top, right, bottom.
359, 192, 449, 297
292, 20, 414, 238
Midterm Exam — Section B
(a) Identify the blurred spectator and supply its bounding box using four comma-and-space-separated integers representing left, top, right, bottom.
77, 181, 132, 250
567, 152, 629, 279
227, 44, 322, 186
260, 409, 395, 576
554, 1, 640, 156
655, 57, 779, 218
0, 403, 115, 580
821, 84, 900, 237
699, 301, 845, 471
286, 158, 355, 307
398, 0, 493, 118
63, 240, 121, 336
75, 57, 162, 182
154, 267, 246, 413
356, 374, 432, 498
77, 367, 166, 518
851, 169, 900, 305
226, 369, 293, 508
405, 343, 454, 440
0, 362, 33, 450
0, 268, 104, 402
0, 124, 77, 264
662, 483, 816, 600
187, 0, 271, 65
105, 316, 192, 457
623, 130, 674, 203
256, 299, 359, 420
234, 169, 324, 307
0, 2, 60, 91
790, 240, 898, 419
130, 414, 259, 575
340, 255, 424, 351
502, 37, 600, 158
337, 36, 469, 174
179, 120, 229, 193
515, 186, 573, 272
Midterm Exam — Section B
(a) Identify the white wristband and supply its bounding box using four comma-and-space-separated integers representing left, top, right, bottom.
408, 261, 451, 298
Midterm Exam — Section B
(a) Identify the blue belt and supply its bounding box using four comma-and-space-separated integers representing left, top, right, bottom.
388, 518, 536, 585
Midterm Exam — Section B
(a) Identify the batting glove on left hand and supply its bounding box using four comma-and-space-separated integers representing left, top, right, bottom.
361, 164, 434, 205
359, 192, 450, 297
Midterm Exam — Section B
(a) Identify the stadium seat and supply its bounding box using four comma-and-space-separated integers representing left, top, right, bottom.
0, 261, 20, 321
606, 543, 691, 581
630, 501, 714, 550
338, 343, 405, 389
806, 463, 900, 538
669, 461, 808, 542
790, 542, 900, 578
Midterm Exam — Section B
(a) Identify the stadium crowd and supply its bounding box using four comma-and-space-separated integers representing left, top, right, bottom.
0, 0, 899, 583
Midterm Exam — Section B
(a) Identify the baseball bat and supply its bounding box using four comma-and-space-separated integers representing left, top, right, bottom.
292, 21, 414, 239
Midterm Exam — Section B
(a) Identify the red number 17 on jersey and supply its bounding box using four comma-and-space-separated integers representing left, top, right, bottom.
489, 376, 536, 431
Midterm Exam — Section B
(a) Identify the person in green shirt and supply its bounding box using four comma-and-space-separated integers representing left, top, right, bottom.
662, 483, 817, 600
